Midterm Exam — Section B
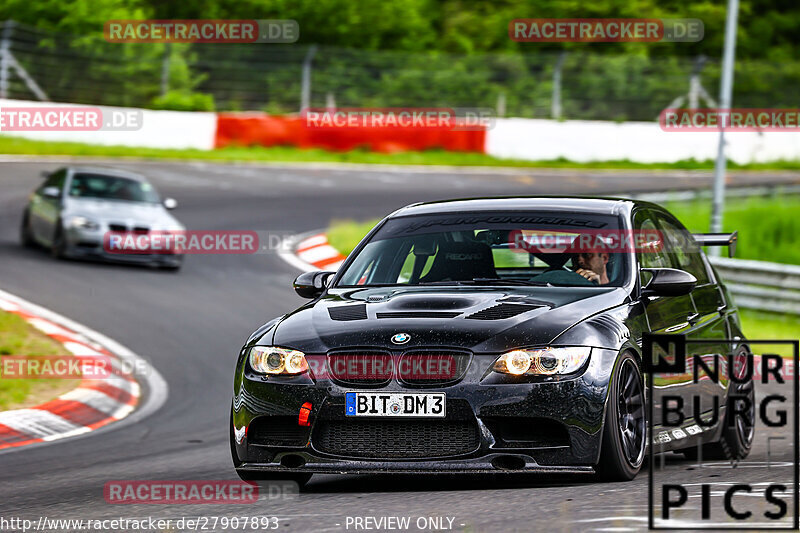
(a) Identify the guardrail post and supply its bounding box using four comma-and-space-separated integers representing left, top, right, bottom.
160, 43, 170, 97
300, 45, 317, 113
0, 20, 14, 99
551, 51, 566, 120
496, 92, 506, 118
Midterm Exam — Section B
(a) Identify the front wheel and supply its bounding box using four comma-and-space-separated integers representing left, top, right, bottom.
51, 223, 68, 259
681, 352, 755, 461
596, 352, 646, 481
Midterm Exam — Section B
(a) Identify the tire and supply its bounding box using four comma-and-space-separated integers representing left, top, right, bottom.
229, 409, 311, 487
51, 223, 68, 259
20, 211, 36, 248
596, 352, 646, 481
681, 350, 755, 461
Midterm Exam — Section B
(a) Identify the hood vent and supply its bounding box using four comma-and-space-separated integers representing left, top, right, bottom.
466, 303, 539, 320
376, 311, 461, 319
328, 304, 368, 321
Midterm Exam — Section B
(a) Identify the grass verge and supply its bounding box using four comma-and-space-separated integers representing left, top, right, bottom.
0, 310, 79, 411
1, 135, 799, 170
665, 195, 800, 265
739, 310, 799, 358
327, 218, 381, 257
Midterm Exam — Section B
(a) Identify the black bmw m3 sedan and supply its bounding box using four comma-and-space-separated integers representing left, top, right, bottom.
230, 197, 753, 485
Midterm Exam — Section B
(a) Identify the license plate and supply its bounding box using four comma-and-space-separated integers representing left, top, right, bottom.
345, 392, 446, 417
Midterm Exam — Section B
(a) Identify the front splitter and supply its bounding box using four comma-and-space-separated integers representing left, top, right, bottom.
239, 454, 595, 475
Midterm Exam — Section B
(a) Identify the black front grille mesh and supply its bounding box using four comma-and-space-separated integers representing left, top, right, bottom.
248, 416, 310, 446
314, 419, 479, 458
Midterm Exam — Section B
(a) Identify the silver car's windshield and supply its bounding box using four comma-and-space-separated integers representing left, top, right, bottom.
68, 173, 160, 203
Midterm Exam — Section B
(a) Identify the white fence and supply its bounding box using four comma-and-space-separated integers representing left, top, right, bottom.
485, 118, 800, 164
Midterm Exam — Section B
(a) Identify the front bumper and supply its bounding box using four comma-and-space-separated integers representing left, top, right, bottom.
232, 349, 618, 474
63, 228, 183, 266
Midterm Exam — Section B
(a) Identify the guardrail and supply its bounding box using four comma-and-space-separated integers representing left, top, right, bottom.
709, 257, 800, 315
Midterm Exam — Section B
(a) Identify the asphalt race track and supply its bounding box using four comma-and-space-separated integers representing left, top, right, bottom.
1, 159, 798, 532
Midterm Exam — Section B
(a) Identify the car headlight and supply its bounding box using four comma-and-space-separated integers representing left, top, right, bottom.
493, 347, 591, 376
67, 216, 99, 231
249, 346, 308, 375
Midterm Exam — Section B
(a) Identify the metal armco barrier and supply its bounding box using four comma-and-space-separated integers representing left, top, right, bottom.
709, 256, 800, 314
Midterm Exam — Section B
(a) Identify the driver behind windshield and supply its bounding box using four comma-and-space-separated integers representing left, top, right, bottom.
573, 252, 610, 285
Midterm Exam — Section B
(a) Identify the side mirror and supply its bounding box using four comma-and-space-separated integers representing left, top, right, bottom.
163, 198, 177, 210
641, 268, 697, 297
41, 186, 60, 199
293, 271, 335, 299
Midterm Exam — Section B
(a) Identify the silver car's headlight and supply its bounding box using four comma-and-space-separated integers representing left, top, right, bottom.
67, 216, 99, 231
249, 346, 308, 375
493, 347, 591, 376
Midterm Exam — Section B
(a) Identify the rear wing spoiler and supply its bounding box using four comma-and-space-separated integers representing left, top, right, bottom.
692, 231, 737, 258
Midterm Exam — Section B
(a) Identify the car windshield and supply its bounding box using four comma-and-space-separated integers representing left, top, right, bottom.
336, 211, 631, 288
68, 173, 160, 203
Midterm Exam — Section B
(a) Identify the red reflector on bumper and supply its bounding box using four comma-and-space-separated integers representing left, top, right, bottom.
298, 402, 312, 426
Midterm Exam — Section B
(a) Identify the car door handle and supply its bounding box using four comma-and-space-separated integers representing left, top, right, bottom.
687, 313, 700, 325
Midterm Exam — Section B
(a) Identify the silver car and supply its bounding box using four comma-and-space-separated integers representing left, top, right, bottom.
20, 166, 185, 270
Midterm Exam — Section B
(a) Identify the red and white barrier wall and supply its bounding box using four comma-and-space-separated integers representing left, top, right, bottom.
2, 99, 798, 163
215, 114, 486, 153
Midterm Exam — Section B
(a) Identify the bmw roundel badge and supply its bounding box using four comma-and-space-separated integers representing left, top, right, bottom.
391, 332, 410, 344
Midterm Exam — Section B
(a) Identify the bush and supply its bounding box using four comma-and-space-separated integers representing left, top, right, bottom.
149, 91, 215, 112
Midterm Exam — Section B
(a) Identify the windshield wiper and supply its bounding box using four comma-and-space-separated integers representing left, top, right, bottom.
417, 279, 551, 287
471, 278, 552, 286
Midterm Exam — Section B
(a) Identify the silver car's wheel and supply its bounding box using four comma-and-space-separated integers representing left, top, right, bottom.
20, 211, 36, 248
51, 223, 68, 259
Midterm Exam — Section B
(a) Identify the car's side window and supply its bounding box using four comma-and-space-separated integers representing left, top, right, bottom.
38, 169, 67, 193
633, 210, 671, 270
654, 213, 711, 285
